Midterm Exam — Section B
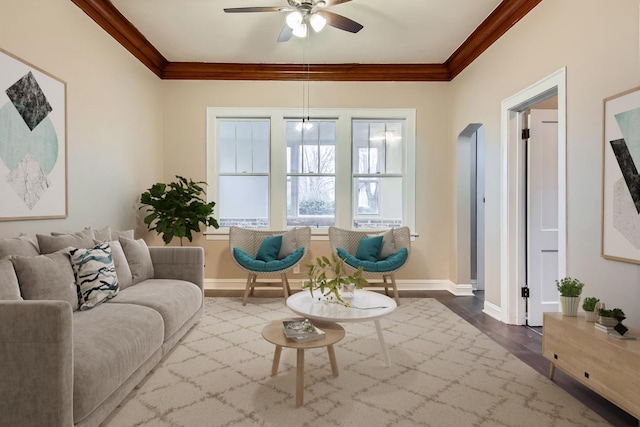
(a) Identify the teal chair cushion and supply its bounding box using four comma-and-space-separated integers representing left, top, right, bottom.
233, 247, 304, 272
337, 247, 408, 273
255, 235, 282, 262
355, 235, 384, 262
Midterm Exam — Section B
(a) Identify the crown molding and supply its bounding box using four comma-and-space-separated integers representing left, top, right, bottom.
71, 0, 542, 82
445, 0, 543, 79
162, 62, 451, 81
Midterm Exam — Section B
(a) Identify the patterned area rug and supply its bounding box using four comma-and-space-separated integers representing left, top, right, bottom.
103, 297, 608, 427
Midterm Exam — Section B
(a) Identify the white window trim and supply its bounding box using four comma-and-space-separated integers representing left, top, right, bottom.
206, 107, 416, 239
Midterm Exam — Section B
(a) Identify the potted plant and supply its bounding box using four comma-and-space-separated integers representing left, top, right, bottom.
598, 308, 626, 327
556, 277, 584, 316
582, 297, 600, 322
140, 175, 219, 245
304, 254, 368, 306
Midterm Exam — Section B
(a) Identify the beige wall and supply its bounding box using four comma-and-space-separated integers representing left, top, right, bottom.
450, 0, 640, 327
158, 81, 454, 283
0, 0, 163, 238
4, 0, 640, 327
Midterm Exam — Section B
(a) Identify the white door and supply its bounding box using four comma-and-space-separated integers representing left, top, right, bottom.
527, 109, 559, 326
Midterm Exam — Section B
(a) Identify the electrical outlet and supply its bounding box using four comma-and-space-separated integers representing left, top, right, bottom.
293, 265, 300, 274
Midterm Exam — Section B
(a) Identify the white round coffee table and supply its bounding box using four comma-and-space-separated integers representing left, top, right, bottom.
286, 289, 397, 366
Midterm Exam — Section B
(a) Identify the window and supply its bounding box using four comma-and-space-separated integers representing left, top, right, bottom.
217, 119, 270, 228
206, 108, 415, 236
352, 120, 404, 229
287, 120, 336, 227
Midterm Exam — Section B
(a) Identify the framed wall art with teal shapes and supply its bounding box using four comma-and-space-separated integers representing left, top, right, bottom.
0, 48, 67, 221
602, 86, 640, 264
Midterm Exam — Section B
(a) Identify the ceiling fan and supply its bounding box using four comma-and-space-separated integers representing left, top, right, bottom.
224, 0, 363, 43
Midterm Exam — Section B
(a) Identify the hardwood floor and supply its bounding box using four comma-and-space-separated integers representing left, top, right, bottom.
206, 288, 637, 426
431, 290, 637, 427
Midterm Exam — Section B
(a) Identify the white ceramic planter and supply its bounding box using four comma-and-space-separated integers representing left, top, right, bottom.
584, 310, 597, 322
560, 296, 580, 316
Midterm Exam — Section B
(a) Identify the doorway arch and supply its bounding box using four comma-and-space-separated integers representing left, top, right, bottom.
457, 124, 485, 295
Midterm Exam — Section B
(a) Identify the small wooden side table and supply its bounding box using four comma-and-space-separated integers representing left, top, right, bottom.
262, 319, 345, 407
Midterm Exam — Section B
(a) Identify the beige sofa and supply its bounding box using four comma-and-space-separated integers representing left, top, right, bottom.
0, 228, 204, 427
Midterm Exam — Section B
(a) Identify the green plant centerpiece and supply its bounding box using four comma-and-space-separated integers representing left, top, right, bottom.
582, 296, 600, 322
304, 253, 368, 306
556, 277, 584, 317
140, 175, 219, 245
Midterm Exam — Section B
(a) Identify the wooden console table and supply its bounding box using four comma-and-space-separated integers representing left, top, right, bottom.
543, 312, 640, 420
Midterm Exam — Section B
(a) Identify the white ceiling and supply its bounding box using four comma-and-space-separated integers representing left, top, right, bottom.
110, 0, 502, 64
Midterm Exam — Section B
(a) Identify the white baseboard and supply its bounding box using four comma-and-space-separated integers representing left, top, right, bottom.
483, 300, 502, 321
204, 278, 467, 294
447, 282, 475, 296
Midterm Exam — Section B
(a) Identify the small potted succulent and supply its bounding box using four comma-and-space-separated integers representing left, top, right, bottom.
598, 308, 626, 327
556, 277, 584, 317
582, 297, 600, 322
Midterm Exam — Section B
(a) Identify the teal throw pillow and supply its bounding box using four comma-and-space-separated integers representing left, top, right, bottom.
355, 235, 383, 262
256, 235, 282, 262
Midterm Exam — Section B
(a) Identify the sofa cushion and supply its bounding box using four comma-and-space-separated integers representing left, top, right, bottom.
0, 258, 22, 300
337, 247, 409, 273
91, 226, 112, 242
355, 235, 384, 262
119, 237, 154, 285
0, 235, 40, 259
72, 303, 164, 423
37, 232, 95, 254
111, 229, 134, 240
278, 228, 297, 259
106, 240, 133, 290
233, 247, 304, 273
110, 279, 202, 341
69, 243, 119, 310
11, 252, 79, 310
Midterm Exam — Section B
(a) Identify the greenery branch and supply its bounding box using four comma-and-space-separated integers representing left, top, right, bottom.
303, 253, 368, 306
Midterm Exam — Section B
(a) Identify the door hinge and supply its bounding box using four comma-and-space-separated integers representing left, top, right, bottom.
521, 287, 530, 298
522, 128, 530, 139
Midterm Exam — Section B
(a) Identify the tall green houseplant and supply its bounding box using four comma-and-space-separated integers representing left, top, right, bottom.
140, 175, 219, 245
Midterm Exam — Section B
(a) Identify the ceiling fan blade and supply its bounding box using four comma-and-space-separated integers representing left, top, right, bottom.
224, 6, 285, 13
316, 10, 363, 33
277, 25, 293, 43
322, 0, 353, 6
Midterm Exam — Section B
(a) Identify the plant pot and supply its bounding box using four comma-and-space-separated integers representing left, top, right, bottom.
598, 316, 618, 327
584, 310, 597, 322
560, 296, 580, 316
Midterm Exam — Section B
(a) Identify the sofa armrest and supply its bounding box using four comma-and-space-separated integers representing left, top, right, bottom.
0, 300, 73, 427
149, 246, 204, 291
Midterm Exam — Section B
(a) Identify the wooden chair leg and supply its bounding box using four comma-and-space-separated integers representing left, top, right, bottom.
242, 273, 255, 306
281, 273, 290, 300
387, 274, 400, 305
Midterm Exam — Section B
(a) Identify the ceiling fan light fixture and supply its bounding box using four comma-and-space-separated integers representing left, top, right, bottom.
286, 11, 303, 29
292, 22, 308, 38
309, 13, 326, 32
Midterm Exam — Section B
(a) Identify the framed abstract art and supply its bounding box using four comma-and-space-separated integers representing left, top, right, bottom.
602, 86, 640, 263
0, 48, 67, 221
